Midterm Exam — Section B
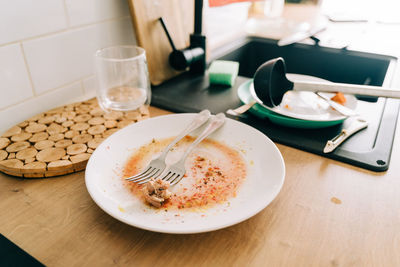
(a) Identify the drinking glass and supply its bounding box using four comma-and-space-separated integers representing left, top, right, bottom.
94, 45, 151, 111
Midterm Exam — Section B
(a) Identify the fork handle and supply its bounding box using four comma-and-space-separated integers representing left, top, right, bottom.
179, 113, 226, 163
159, 110, 211, 160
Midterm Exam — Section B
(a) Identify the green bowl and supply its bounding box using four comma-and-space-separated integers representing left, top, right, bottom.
237, 79, 346, 129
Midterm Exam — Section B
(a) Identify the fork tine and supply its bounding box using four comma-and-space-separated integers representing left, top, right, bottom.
137, 177, 152, 185
164, 173, 178, 182
169, 174, 181, 184
125, 166, 152, 181
126, 175, 150, 183
127, 167, 157, 182
159, 170, 171, 179
170, 175, 184, 186
150, 169, 162, 179
125, 172, 151, 182
136, 169, 163, 184
160, 171, 173, 181
132, 168, 160, 183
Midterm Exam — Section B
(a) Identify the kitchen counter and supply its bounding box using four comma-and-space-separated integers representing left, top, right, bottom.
2, 4, 400, 267
1, 105, 400, 266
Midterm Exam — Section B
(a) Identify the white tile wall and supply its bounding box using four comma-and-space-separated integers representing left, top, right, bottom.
204, 2, 250, 50
66, 0, 130, 27
0, 0, 136, 133
82, 76, 97, 99
0, 82, 84, 132
0, 0, 67, 44
23, 17, 135, 94
0, 44, 33, 109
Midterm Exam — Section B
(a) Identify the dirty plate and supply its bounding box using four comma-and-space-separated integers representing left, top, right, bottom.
85, 113, 285, 234
238, 74, 357, 129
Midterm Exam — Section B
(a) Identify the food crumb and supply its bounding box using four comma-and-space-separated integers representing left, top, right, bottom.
331, 197, 342, 204
118, 205, 126, 212
141, 179, 172, 208
331, 92, 346, 105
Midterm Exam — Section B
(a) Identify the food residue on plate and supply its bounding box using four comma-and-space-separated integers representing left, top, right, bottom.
330, 92, 346, 105
141, 178, 172, 208
118, 205, 126, 212
123, 136, 247, 210
330, 197, 342, 205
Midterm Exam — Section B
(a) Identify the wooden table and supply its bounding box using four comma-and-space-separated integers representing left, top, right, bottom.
1, 105, 400, 266
3, 3, 400, 265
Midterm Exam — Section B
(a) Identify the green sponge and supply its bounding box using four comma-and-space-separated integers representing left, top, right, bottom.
208, 60, 239, 86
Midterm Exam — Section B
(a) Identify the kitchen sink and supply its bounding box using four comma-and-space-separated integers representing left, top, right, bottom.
151, 36, 399, 171
212, 36, 397, 101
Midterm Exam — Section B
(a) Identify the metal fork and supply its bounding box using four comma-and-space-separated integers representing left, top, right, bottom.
125, 110, 211, 182
139, 113, 226, 186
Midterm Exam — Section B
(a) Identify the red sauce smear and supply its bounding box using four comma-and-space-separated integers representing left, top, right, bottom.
123, 136, 247, 210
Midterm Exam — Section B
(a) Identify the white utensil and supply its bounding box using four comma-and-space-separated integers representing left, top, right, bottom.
278, 23, 326, 46
226, 101, 257, 116
316, 92, 358, 117
324, 117, 368, 153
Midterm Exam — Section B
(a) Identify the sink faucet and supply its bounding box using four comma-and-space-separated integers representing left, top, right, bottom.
159, 0, 206, 74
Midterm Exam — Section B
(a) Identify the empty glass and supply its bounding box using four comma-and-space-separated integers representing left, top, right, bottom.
94, 45, 151, 111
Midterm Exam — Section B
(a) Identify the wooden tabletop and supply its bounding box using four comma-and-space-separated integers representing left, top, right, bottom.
1, 105, 400, 266
3, 3, 400, 266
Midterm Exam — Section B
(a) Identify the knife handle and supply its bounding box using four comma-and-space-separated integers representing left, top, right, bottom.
323, 118, 368, 153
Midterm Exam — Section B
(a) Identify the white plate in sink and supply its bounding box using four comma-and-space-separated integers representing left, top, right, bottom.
250, 74, 358, 122
85, 113, 285, 234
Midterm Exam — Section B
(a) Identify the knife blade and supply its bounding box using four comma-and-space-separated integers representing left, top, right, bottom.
316, 92, 358, 117
323, 117, 368, 153
278, 24, 326, 46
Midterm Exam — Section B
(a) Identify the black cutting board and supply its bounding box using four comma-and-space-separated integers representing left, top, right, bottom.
152, 73, 399, 172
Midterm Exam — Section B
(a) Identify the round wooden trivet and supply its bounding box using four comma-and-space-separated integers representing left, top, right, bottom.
0, 98, 150, 178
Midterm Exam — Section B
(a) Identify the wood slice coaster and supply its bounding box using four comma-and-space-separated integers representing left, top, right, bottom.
0, 98, 150, 178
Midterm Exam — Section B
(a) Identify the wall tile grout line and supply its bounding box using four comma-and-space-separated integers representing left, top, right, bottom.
0, 16, 132, 49
1, 1, 135, 129
0, 95, 36, 112
19, 43, 36, 97
80, 80, 86, 96
0, 76, 90, 112
33, 77, 87, 99
62, 0, 71, 27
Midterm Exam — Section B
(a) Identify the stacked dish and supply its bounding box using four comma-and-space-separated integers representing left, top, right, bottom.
237, 74, 358, 129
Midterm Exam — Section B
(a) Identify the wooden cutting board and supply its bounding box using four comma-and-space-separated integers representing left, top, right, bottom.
0, 98, 149, 178
128, 0, 194, 85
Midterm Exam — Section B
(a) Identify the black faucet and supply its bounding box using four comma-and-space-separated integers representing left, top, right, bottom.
159, 0, 206, 74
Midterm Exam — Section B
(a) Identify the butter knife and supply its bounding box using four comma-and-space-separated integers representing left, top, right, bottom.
316, 92, 358, 117
323, 117, 368, 153
278, 24, 326, 46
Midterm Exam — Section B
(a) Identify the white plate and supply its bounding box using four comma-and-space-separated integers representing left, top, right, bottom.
85, 113, 285, 234
250, 74, 358, 122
